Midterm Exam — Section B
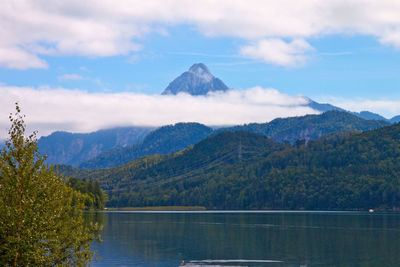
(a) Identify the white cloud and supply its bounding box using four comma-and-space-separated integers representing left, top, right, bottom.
0, 86, 317, 139
240, 39, 314, 67
0, 47, 48, 69
58, 74, 84, 81
3, 1, 400, 68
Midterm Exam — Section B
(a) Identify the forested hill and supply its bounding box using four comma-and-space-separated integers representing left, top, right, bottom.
79, 122, 214, 169
218, 110, 390, 143
62, 122, 400, 210
59, 131, 287, 205
77, 111, 388, 169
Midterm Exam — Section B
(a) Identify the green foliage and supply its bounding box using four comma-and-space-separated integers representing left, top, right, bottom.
0, 104, 100, 266
66, 177, 108, 210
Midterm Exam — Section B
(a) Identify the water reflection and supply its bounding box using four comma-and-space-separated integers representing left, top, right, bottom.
88, 211, 400, 267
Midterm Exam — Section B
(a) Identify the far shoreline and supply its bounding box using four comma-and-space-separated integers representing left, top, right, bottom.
105, 206, 206, 211
95, 208, 393, 214
100, 206, 397, 213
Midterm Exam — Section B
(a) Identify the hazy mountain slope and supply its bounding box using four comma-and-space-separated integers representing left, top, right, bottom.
350, 111, 388, 121
218, 110, 390, 143
306, 98, 344, 112
38, 126, 153, 166
391, 115, 400, 124
79, 122, 214, 169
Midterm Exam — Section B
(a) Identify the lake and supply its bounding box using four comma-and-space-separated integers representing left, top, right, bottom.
88, 211, 400, 266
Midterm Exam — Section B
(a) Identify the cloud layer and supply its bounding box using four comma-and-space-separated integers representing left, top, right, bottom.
58, 74, 84, 81
240, 39, 314, 67
322, 97, 400, 119
0, 86, 317, 139
3, 1, 400, 68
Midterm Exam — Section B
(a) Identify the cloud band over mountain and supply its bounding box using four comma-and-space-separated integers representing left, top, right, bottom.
0, 86, 317, 139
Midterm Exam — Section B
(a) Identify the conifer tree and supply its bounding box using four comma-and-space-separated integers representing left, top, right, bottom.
0, 104, 100, 266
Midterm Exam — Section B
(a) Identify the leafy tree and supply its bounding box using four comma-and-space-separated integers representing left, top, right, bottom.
66, 177, 108, 210
0, 104, 100, 266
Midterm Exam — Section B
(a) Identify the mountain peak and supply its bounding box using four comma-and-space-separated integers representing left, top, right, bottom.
188, 63, 213, 82
161, 63, 229, 95
189, 63, 210, 73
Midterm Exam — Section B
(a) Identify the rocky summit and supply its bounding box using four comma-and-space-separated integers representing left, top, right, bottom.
161, 63, 229, 95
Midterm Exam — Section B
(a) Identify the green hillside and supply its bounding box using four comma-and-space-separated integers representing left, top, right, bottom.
61, 131, 287, 207
219, 110, 389, 143
145, 122, 400, 210
62, 122, 400, 210
79, 122, 213, 169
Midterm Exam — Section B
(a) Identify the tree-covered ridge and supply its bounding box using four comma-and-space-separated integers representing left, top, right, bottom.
79, 122, 213, 169
218, 110, 390, 143
60, 131, 288, 206
75, 111, 389, 170
63, 123, 400, 210
160, 123, 400, 210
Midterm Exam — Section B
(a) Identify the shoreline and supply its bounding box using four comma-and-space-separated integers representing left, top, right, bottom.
105, 206, 206, 211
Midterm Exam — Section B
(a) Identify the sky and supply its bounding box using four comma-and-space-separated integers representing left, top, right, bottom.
1, 0, 400, 138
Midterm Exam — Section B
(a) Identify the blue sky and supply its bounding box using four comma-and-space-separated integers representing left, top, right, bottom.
1, 1, 400, 137
2, 28, 400, 100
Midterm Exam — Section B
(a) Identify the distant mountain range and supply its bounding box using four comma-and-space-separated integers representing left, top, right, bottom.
45, 111, 388, 169
306, 98, 392, 121
36, 63, 398, 168
218, 110, 390, 144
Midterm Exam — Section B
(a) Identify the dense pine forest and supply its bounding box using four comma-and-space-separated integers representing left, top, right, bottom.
65, 177, 108, 209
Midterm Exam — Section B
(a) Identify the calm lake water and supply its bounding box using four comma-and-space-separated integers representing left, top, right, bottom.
87, 211, 400, 267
